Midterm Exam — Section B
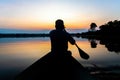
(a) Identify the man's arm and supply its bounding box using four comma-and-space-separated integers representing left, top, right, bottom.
63, 29, 76, 45
68, 34, 76, 45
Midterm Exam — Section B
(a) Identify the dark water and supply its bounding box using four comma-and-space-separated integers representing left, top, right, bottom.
0, 37, 120, 80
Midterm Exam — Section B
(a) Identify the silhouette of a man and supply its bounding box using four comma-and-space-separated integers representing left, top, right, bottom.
50, 19, 75, 54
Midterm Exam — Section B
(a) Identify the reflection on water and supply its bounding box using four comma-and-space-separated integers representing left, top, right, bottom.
0, 38, 120, 80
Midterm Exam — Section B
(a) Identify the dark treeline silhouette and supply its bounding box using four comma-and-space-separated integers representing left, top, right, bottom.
99, 20, 120, 35
0, 33, 49, 38
0, 33, 78, 38
81, 20, 120, 38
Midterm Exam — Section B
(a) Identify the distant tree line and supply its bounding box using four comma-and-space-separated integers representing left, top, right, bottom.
0, 33, 78, 38
81, 20, 120, 38
99, 20, 120, 35
0, 33, 49, 38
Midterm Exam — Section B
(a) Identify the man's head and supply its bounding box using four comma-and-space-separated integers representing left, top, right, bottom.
55, 19, 65, 30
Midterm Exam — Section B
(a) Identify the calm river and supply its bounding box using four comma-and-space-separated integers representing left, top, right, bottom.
0, 37, 120, 80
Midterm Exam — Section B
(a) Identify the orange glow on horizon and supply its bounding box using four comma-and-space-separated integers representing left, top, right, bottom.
1, 18, 90, 30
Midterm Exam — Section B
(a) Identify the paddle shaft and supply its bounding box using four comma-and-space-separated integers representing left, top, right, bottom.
75, 43, 79, 49
75, 43, 90, 60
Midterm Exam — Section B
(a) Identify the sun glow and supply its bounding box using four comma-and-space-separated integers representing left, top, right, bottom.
37, 4, 91, 29
1, 0, 119, 30
39, 4, 76, 21
0, 1, 97, 30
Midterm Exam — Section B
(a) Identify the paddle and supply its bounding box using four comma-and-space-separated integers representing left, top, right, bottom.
75, 43, 90, 60
63, 29, 90, 60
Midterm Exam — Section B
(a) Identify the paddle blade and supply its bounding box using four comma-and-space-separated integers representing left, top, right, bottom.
78, 47, 89, 60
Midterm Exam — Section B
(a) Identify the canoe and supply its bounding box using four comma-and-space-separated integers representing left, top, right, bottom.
15, 51, 96, 80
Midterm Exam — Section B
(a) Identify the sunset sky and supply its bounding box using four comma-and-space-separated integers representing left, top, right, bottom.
0, 0, 120, 30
